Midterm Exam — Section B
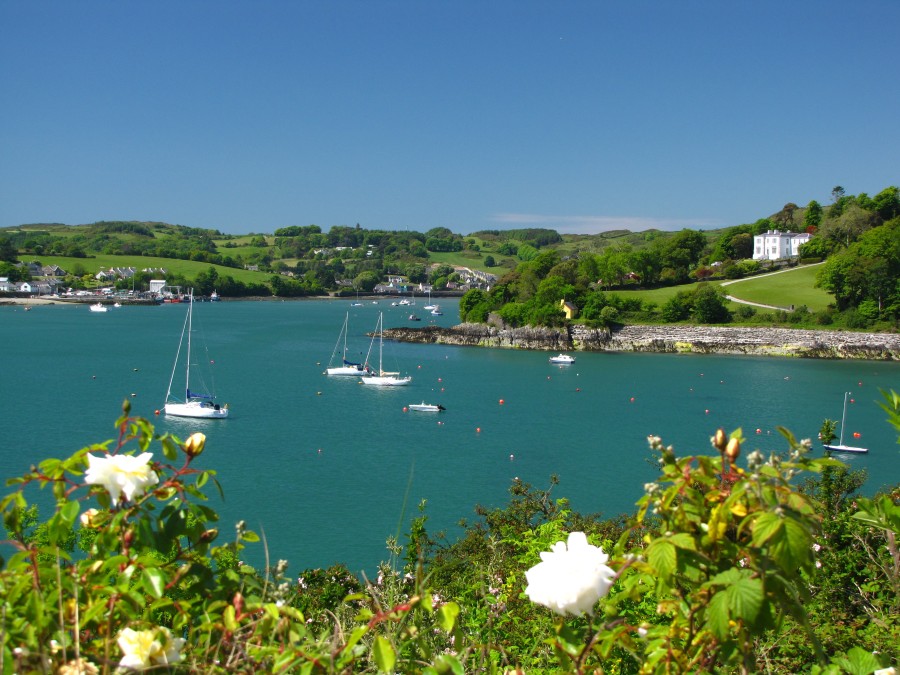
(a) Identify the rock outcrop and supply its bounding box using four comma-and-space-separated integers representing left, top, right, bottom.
382, 323, 900, 360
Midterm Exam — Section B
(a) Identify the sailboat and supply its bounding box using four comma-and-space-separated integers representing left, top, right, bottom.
423, 290, 436, 311
164, 290, 229, 419
360, 312, 412, 386
823, 392, 867, 454
326, 312, 367, 376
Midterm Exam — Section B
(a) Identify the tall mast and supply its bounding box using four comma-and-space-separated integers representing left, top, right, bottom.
839, 391, 849, 446
185, 289, 193, 398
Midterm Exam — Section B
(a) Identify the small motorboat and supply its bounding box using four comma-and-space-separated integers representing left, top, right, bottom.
408, 314, 421, 321
408, 402, 445, 412
89, 303, 108, 313
549, 353, 575, 364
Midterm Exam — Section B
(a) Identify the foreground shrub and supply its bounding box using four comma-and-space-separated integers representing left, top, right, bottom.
2, 394, 898, 673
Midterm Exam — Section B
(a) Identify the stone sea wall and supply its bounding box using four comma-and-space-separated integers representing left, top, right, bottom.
382, 323, 900, 360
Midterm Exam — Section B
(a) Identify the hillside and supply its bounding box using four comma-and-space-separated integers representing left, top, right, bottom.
2, 185, 897, 329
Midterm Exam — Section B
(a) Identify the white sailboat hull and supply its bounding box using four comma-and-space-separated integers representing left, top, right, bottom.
823, 444, 867, 454
360, 374, 411, 386
164, 401, 229, 418
326, 365, 366, 377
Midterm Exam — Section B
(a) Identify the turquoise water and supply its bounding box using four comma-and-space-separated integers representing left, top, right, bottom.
2, 299, 898, 576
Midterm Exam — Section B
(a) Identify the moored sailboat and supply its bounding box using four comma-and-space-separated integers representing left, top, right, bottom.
326, 312, 367, 376
163, 290, 229, 419
823, 391, 867, 454
360, 313, 411, 386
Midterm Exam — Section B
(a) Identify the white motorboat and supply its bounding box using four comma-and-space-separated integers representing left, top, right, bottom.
549, 353, 575, 364
408, 402, 445, 412
823, 391, 868, 454
89, 303, 108, 313
326, 312, 367, 377
360, 312, 412, 386
164, 289, 229, 419
430, 306, 443, 316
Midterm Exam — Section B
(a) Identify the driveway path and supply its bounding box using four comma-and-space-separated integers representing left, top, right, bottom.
720, 262, 825, 311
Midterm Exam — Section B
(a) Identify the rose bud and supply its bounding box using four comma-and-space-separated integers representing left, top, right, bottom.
182, 432, 206, 458
725, 438, 741, 463
712, 429, 727, 451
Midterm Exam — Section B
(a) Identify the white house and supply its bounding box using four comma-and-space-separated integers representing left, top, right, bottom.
752, 230, 811, 261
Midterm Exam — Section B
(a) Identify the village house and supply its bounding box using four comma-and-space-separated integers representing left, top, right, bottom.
560, 299, 578, 320
41, 264, 67, 277
752, 230, 811, 261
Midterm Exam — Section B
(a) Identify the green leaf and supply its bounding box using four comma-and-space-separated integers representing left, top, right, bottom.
373, 636, 396, 673
344, 625, 368, 651
707, 590, 731, 640
669, 532, 697, 550
433, 653, 464, 675
768, 517, 811, 571
751, 512, 782, 547
141, 567, 167, 599
223, 605, 238, 632
725, 576, 763, 624
241, 530, 260, 543
832, 646, 883, 675
436, 602, 460, 632
647, 539, 676, 581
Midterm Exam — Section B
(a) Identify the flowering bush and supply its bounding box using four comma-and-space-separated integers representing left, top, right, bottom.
1, 393, 898, 673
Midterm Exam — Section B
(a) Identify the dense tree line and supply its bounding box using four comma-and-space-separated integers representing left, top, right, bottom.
3, 186, 897, 312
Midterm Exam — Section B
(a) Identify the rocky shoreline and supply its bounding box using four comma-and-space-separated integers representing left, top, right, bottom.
382, 323, 900, 361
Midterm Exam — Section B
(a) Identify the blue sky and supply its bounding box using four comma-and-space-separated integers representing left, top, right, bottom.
1, 1, 898, 235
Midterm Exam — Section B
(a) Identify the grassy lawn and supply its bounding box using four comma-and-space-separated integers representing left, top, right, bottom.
606, 264, 833, 312
20, 254, 273, 285
722, 264, 831, 311
429, 250, 515, 274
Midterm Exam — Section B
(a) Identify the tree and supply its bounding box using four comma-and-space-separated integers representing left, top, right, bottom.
831, 185, 845, 202
0, 235, 17, 262
821, 204, 877, 247
871, 185, 900, 221
804, 200, 823, 230
815, 219, 900, 313
661, 292, 691, 322
354, 270, 380, 292
483, 255, 496, 268
773, 203, 799, 230
691, 284, 731, 323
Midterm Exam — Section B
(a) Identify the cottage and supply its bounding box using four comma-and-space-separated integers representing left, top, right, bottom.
752, 230, 811, 261
560, 299, 578, 320
41, 265, 67, 277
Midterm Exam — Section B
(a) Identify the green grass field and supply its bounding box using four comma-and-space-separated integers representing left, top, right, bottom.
20, 254, 273, 285
721, 264, 831, 311
428, 250, 516, 273
610, 264, 832, 312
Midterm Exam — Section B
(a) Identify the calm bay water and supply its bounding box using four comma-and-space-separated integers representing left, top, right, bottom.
2, 299, 898, 576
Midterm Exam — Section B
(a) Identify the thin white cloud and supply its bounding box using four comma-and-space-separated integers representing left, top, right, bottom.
488, 213, 723, 234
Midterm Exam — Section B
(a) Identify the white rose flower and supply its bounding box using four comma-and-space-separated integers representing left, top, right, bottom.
117, 626, 185, 671
524, 531, 616, 616
85, 453, 159, 507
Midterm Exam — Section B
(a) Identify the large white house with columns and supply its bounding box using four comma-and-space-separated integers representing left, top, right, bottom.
752, 230, 811, 261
